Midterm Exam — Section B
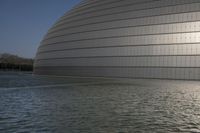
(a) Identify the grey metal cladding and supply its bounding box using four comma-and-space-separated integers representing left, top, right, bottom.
34, 0, 200, 80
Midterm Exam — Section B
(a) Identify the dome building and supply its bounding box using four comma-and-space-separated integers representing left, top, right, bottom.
34, 0, 200, 80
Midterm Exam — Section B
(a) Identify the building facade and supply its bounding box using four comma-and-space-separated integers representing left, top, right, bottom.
34, 0, 200, 80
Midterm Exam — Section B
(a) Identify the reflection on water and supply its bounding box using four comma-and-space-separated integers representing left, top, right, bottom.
0, 72, 200, 133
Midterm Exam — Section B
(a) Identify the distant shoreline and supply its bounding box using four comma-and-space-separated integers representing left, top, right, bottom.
0, 63, 33, 71
0, 53, 34, 71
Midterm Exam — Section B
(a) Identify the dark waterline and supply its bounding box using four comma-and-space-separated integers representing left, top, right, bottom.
0, 71, 200, 133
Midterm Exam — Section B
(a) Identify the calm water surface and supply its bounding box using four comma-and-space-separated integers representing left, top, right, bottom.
0, 72, 200, 133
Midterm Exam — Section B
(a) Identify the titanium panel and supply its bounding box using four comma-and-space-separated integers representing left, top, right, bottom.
34, 0, 200, 80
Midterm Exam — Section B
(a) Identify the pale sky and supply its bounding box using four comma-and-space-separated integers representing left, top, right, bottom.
0, 0, 81, 58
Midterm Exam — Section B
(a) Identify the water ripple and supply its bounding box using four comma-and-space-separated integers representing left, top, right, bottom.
0, 72, 200, 132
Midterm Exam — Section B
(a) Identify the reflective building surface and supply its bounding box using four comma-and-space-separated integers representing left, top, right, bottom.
34, 0, 200, 80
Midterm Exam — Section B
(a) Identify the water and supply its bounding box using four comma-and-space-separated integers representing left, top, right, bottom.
0, 72, 200, 133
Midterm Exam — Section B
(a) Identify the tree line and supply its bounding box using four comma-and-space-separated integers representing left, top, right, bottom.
0, 53, 34, 71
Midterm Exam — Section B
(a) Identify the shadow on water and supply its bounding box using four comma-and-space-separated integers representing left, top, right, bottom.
0, 71, 200, 133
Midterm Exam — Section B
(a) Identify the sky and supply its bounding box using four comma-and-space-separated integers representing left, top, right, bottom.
0, 0, 81, 58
